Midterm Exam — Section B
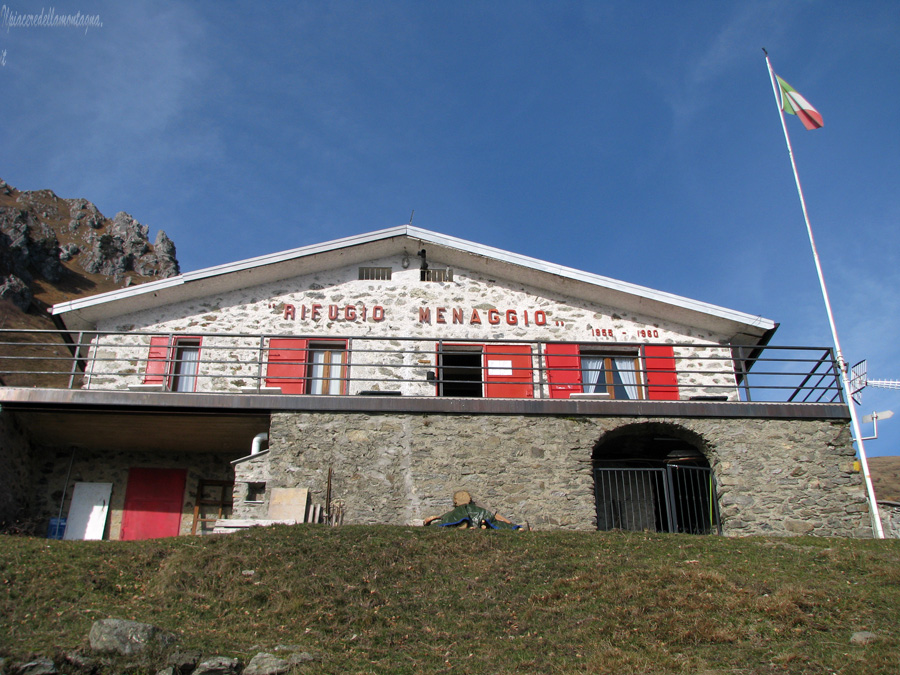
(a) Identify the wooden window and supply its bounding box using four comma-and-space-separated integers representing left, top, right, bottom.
171, 339, 201, 392
266, 338, 348, 395
308, 343, 348, 395
579, 350, 643, 400
546, 344, 678, 400
143, 336, 202, 391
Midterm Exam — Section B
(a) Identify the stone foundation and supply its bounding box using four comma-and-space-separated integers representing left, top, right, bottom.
256, 411, 872, 537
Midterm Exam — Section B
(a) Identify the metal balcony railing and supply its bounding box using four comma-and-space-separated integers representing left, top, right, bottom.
0, 328, 845, 404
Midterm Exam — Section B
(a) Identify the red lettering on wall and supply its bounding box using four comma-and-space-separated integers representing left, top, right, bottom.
436, 307, 446, 324
470, 309, 482, 324
301, 305, 307, 320
534, 310, 547, 326
419, 307, 431, 324
344, 305, 356, 321
523, 310, 529, 326
488, 309, 500, 325
328, 305, 339, 321
311, 304, 322, 320
372, 305, 385, 321
452, 308, 464, 324
506, 309, 517, 325
283, 304, 296, 320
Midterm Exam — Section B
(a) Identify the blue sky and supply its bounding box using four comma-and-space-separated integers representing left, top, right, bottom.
2, 1, 899, 455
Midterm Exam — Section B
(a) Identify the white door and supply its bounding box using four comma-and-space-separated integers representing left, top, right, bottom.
64, 482, 113, 540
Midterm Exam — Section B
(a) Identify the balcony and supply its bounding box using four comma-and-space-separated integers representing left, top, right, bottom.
0, 329, 847, 422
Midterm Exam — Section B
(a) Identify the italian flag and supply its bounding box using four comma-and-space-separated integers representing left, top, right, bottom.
776, 75, 824, 130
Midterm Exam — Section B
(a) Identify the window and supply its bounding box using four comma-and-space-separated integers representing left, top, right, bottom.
545, 344, 679, 400
265, 338, 348, 394
308, 344, 347, 395
421, 268, 453, 282
245, 482, 266, 503
438, 345, 483, 397
143, 336, 202, 391
436, 344, 534, 398
171, 339, 201, 392
580, 352, 642, 400
359, 266, 392, 280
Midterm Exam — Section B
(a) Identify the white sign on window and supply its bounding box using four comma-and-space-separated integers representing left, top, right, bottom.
487, 360, 513, 377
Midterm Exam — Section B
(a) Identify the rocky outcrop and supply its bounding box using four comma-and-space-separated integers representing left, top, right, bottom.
89, 618, 178, 656
0, 179, 180, 311
2, 620, 321, 675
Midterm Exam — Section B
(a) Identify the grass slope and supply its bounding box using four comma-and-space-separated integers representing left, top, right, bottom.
2, 526, 899, 674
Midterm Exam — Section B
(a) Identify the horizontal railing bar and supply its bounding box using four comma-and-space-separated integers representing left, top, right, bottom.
0, 329, 844, 403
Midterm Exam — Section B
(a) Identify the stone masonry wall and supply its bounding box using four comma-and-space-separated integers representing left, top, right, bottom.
31, 445, 240, 539
259, 411, 872, 537
85, 254, 738, 398
0, 410, 34, 528
879, 503, 900, 538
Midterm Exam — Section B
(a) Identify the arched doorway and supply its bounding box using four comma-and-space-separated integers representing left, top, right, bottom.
592, 424, 720, 534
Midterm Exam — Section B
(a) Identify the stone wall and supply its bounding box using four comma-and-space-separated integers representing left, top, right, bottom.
257, 411, 872, 537
0, 410, 34, 528
879, 502, 900, 538
30, 445, 241, 539
230, 450, 271, 519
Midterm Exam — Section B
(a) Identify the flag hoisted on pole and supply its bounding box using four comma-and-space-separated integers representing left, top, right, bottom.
776, 75, 825, 130
762, 49, 884, 538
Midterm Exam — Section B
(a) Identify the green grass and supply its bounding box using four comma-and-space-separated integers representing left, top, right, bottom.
2, 526, 899, 674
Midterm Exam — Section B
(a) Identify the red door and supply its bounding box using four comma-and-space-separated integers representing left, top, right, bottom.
120, 468, 187, 540
266, 338, 309, 393
484, 345, 534, 398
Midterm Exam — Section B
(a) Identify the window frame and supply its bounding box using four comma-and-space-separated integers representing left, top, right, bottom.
265, 338, 349, 395
546, 343, 670, 400
143, 335, 202, 392
170, 338, 202, 393
578, 347, 644, 400
307, 341, 349, 395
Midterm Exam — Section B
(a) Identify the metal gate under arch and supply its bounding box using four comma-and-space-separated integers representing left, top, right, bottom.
594, 465, 721, 535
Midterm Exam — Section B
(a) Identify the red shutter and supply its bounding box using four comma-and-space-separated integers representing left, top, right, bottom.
484, 344, 534, 399
545, 343, 583, 399
143, 336, 170, 384
645, 345, 679, 400
266, 338, 308, 394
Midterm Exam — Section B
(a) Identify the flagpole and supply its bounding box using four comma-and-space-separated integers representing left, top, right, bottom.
763, 50, 884, 539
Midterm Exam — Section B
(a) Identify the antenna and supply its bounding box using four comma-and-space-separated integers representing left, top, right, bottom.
850, 359, 900, 404
409, 210, 414, 226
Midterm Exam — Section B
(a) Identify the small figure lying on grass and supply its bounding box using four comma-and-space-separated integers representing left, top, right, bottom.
423, 491, 524, 530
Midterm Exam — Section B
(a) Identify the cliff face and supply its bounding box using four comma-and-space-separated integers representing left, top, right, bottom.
0, 179, 180, 313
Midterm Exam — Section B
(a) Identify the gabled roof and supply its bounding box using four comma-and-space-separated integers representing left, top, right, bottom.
51, 225, 776, 344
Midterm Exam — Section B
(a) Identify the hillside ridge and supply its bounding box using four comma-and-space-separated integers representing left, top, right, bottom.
0, 178, 179, 317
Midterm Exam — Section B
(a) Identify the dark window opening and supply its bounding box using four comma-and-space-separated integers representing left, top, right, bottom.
421, 268, 453, 282
245, 482, 266, 503
439, 349, 483, 397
